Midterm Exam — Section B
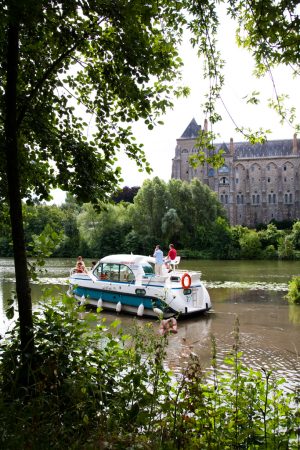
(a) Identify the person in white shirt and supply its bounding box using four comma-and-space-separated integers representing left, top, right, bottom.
153, 245, 164, 275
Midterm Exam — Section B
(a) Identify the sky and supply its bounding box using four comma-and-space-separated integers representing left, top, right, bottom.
51, 8, 300, 203
110, 10, 300, 188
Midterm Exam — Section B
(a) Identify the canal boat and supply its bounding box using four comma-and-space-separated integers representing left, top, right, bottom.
68, 254, 211, 318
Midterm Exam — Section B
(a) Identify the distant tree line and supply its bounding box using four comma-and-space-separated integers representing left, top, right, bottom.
1, 178, 300, 261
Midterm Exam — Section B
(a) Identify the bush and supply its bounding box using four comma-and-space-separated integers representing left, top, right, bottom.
0, 297, 170, 449
0, 303, 299, 449
262, 244, 277, 259
239, 231, 262, 259
286, 276, 300, 304
278, 235, 295, 260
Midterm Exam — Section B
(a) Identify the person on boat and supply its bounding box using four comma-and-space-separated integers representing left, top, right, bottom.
75, 256, 87, 273
165, 244, 177, 270
153, 244, 164, 275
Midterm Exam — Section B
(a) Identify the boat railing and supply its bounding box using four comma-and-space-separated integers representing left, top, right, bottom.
171, 269, 202, 278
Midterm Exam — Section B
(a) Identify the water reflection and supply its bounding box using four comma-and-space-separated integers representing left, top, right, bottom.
288, 304, 300, 325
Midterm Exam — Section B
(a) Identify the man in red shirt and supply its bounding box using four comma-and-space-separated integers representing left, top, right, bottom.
165, 244, 177, 269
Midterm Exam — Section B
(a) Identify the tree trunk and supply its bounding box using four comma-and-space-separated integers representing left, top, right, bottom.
4, 10, 35, 370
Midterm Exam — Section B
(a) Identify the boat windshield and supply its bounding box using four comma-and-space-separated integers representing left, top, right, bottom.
94, 263, 135, 283
142, 263, 154, 275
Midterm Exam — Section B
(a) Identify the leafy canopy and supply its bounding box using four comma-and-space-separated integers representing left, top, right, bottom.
0, 0, 192, 204
1, 0, 298, 204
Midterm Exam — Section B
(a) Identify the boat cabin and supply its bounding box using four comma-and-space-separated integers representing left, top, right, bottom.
93, 257, 155, 283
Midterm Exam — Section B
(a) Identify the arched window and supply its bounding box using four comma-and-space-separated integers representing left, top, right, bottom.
208, 168, 215, 177
218, 165, 229, 174
237, 193, 244, 204
219, 176, 229, 185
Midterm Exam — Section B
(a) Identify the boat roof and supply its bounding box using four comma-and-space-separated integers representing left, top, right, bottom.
99, 254, 155, 265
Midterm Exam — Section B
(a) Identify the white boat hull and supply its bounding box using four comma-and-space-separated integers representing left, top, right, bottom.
69, 254, 211, 318
69, 272, 211, 318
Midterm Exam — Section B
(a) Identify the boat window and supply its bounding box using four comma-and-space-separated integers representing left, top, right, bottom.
135, 288, 146, 296
142, 263, 154, 275
170, 276, 180, 282
95, 263, 119, 281
95, 263, 135, 282
93, 264, 105, 280
119, 264, 135, 283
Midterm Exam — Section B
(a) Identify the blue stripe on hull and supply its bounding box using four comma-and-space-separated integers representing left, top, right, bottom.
73, 286, 162, 310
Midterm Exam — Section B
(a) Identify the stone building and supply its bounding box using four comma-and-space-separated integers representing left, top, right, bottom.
171, 118, 300, 227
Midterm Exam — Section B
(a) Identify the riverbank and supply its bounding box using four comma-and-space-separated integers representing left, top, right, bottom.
1, 297, 299, 449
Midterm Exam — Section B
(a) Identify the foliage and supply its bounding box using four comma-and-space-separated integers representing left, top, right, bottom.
2, 184, 300, 261
0, 296, 168, 448
206, 217, 237, 259
258, 223, 284, 250
285, 276, 300, 305
161, 208, 183, 244
262, 244, 278, 260
291, 221, 300, 250
239, 230, 262, 259
111, 186, 140, 204
0, 301, 299, 449
129, 177, 226, 252
27, 224, 64, 280
77, 202, 131, 257
278, 235, 295, 260
0, 1, 198, 205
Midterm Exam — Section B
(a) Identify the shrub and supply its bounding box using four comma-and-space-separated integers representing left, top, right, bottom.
278, 235, 295, 260
262, 244, 277, 259
286, 276, 300, 304
0, 302, 299, 449
239, 231, 262, 259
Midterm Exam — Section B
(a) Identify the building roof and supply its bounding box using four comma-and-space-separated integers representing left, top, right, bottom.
178, 120, 299, 157
233, 139, 297, 158
214, 139, 298, 158
180, 118, 201, 139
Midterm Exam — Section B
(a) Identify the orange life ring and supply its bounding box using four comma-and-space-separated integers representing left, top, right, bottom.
181, 273, 191, 289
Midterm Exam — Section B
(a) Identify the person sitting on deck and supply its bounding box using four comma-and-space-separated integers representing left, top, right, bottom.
75, 256, 87, 273
164, 244, 177, 270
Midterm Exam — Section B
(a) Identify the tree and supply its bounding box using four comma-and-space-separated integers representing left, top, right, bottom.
258, 223, 283, 250
130, 177, 170, 246
291, 221, 300, 250
239, 230, 262, 259
77, 202, 131, 256
161, 208, 183, 245
111, 186, 140, 204
207, 217, 235, 259
278, 235, 295, 260
0, 1, 196, 364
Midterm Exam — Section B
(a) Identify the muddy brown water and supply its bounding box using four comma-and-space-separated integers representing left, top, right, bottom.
0, 258, 299, 388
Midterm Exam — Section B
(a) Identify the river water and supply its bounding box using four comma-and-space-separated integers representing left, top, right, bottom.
0, 258, 299, 388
